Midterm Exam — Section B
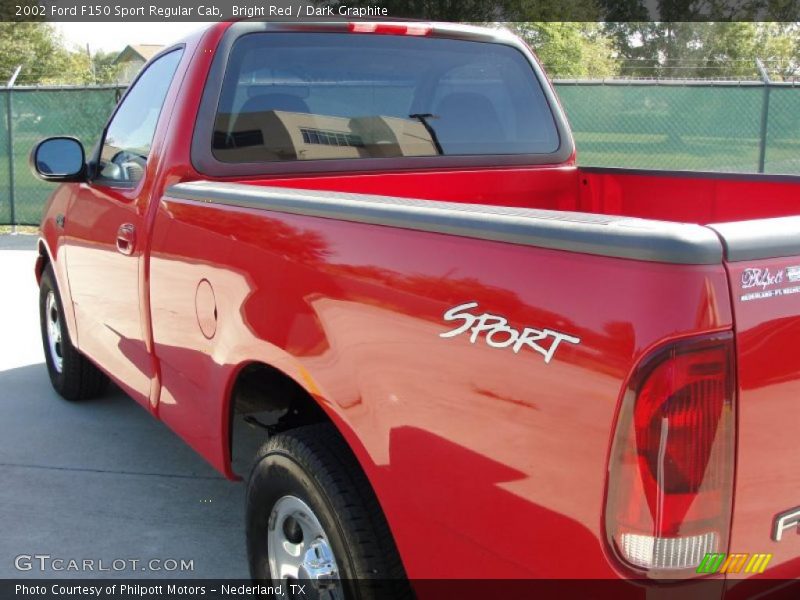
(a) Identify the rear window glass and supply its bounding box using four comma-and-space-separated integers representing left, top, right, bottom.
212, 33, 560, 163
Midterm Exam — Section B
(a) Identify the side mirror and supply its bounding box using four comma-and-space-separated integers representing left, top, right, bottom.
30, 137, 86, 182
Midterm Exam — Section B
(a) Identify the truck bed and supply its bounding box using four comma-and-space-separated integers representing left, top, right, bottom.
239, 165, 800, 226
150, 172, 800, 581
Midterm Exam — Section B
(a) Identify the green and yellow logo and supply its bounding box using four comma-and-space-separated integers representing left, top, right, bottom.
697, 553, 772, 574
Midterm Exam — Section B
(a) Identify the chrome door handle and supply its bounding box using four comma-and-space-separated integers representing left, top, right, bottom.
116, 223, 136, 256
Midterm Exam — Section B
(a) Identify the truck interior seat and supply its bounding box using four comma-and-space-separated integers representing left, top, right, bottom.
239, 93, 312, 115
432, 92, 505, 152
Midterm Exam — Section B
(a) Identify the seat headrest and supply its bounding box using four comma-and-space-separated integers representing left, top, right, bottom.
240, 93, 311, 114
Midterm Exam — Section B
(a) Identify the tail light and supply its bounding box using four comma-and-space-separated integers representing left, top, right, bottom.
348, 22, 432, 36
605, 332, 736, 578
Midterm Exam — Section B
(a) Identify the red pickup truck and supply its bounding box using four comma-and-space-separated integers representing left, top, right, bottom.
30, 20, 800, 598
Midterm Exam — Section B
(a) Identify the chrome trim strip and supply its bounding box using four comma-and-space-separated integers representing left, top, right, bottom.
166, 181, 724, 265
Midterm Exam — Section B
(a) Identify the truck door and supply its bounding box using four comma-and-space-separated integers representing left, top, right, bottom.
64, 49, 183, 406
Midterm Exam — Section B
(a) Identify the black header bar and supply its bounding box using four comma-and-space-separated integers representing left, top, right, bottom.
3, 0, 800, 22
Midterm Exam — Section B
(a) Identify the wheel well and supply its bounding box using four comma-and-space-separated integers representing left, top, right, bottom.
35, 240, 50, 283
228, 362, 330, 476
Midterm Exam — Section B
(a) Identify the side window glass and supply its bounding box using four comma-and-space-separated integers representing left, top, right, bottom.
96, 49, 182, 186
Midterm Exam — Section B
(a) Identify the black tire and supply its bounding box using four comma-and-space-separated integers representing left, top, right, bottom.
246, 423, 412, 600
39, 264, 108, 401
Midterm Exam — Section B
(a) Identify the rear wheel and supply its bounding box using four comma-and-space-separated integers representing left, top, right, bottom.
246, 424, 412, 600
39, 265, 108, 401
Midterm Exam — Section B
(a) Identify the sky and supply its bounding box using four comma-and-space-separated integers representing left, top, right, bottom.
54, 22, 208, 54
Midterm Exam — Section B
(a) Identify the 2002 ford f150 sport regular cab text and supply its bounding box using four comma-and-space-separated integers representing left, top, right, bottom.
30, 20, 800, 598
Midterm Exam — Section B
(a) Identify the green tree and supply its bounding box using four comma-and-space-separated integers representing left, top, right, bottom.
599, 0, 799, 79
700, 23, 758, 78
754, 22, 800, 80
43, 45, 94, 85
0, 22, 68, 84
606, 21, 799, 80
91, 51, 123, 84
506, 22, 619, 77
0, 22, 123, 85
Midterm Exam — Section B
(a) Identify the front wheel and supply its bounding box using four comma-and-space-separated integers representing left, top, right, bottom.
39, 264, 108, 401
246, 424, 412, 600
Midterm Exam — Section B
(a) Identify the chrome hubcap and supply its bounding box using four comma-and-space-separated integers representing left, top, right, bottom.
45, 291, 63, 373
267, 495, 342, 599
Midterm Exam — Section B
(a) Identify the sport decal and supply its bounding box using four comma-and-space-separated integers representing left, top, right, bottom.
440, 302, 580, 364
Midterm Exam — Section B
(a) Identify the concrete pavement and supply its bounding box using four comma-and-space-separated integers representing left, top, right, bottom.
0, 234, 248, 579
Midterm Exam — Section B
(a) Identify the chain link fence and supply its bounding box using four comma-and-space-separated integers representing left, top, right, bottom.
0, 85, 123, 226
555, 80, 800, 175
0, 81, 799, 226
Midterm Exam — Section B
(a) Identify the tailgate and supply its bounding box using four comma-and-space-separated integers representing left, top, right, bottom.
709, 218, 800, 588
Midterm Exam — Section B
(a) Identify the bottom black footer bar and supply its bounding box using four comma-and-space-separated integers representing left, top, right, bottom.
3, 578, 799, 600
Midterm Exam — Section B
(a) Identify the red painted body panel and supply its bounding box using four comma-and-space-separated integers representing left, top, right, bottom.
34, 20, 800, 586
579, 169, 800, 225
248, 165, 580, 210
723, 257, 800, 591
37, 185, 79, 343
148, 195, 732, 579
63, 181, 153, 405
